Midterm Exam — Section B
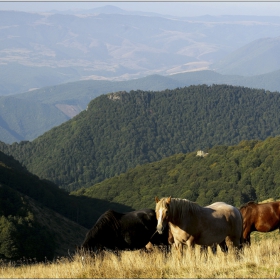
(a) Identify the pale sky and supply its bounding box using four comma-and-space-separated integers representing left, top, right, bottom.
1, 1, 280, 17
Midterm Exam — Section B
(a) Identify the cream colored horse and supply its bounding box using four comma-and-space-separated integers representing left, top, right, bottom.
155, 196, 243, 256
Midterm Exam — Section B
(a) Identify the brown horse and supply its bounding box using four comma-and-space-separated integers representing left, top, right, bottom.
155, 196, 243, 256
240, 201, 280, 245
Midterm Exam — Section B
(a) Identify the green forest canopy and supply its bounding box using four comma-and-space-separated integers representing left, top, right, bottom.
1, 84, 280, 192
72, 137, 280, 210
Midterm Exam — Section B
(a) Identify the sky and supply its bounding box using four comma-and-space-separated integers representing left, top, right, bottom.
1, 1, 280, 17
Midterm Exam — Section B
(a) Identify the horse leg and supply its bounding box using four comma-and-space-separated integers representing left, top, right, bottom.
227, 236, 243, 259
218, 240, 228, 254
210, 244, 217, 255
186, 237, 196, 258
246, 233, 251, 246
243, 227, 251, 246
176, 242, 184, 259
200, 245, 208, 255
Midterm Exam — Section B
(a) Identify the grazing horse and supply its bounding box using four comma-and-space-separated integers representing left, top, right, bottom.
155, 196, 243, 257
239, 201, 280, 245
79, 208, 170, 255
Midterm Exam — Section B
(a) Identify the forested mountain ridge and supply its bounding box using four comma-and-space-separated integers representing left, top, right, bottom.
73, 137, 280, 210
3, 69, 280, 144
1, 85, 280, 192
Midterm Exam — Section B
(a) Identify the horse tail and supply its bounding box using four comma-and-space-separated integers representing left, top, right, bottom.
238, 208, 245, 248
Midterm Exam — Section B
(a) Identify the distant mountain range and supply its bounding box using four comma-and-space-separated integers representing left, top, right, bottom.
1, 70, 280, 144
213, 36, 280, 76
1, 9, 280, 95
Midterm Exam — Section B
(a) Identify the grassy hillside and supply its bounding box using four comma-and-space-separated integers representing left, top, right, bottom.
72, 136, 280, 209
2, 85, 280, 191
2, 239, 280, 278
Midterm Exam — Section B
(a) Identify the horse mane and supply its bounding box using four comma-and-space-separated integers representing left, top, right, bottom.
239, 201, 257, 210
167, 197, 202, 220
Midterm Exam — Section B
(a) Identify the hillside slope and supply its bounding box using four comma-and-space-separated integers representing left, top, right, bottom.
73, 136, 280, 210
0, 183, 87, 261
1, 85, 280, 192
0, 150, 133, 226
0, 150, 133, 260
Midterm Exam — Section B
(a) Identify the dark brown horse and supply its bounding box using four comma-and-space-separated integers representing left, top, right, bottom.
79, 208, 170, 255
240, 201, 280, 245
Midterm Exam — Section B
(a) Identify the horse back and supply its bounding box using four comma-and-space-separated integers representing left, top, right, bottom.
206, 202, 243, 236
255, 201, 280, 231
81, 209, 125, 250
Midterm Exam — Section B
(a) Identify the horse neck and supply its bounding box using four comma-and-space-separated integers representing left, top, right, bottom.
169, 198, 203, 231
82, 225, 100, 249
82, 211, 121, 249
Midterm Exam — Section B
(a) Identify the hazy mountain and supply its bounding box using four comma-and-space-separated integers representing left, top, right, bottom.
1, 9, 280, 95
213, 36, 280, 76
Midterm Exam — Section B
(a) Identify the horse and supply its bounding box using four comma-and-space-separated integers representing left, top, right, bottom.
155, 196, 243, 257
239, 200, 280, 245
79, 208, 170, 256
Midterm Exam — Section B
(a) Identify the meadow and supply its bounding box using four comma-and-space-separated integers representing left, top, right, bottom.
1, 233, 280, 279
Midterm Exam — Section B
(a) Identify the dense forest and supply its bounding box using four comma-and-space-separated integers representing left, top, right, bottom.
1, 85, 280, 192
0, 183, 55, 261
73, 137, 280, 210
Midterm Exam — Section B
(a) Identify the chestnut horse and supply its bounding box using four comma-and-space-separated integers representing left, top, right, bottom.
155, 196, 243, 256
239, 201, 280, 245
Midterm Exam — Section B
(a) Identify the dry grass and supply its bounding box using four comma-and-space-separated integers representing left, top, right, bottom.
1, 236, 280, 279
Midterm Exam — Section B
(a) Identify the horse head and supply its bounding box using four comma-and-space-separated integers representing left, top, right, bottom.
155, 196, 171, 234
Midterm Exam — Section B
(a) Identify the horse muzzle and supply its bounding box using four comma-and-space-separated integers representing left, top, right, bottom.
157, 224, 165, 234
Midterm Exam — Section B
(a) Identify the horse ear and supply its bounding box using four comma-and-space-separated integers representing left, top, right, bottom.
166, 196, 171, 204
155, 196, 160, 203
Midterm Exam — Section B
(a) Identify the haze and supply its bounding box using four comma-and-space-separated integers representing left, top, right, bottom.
1, 1, 280, 17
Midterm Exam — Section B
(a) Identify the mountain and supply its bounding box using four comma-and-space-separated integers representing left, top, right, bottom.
213, 36, 280, 76
1, 10, 280, 95
0, 75, 184, 144
72, 136, 280, 210
0, 95, 69, 143
2, 84, 280, 192
3, 69, 280, 144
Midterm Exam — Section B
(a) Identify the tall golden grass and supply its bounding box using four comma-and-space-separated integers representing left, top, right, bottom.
1, 234, 280, 279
